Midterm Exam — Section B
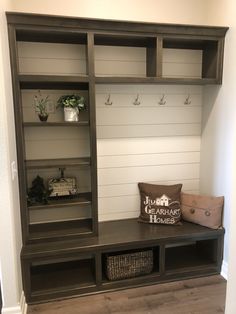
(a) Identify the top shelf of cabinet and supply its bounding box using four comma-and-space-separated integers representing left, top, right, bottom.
25, 157, 91, 169
18, 75, 219, 86
19, 75, 89, 90
6, 12, 228, 86
23, 121, 89, 127
94, 76, 218, 85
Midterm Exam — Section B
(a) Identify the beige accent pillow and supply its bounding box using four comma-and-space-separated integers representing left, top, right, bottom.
138, 183, 182, 225
181, 192, 224, 229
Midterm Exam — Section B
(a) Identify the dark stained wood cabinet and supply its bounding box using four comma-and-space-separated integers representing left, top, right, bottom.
7, 12, 228, 304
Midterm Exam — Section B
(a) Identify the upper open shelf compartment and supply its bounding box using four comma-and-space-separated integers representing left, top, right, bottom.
162, 37, 221, 80
8, 12, 227, 85
93, 33, 224, 84
94, 33, 158, 79
16, 28, 89, 78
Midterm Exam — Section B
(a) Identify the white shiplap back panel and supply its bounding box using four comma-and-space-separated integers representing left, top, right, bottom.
18, 42, 87, 75
97, 136, 200, 156
94, 46, 202, 78
18, 41, 202, 223
98, 163, 200, 186
98, 179, 199, 198
18, 42, 203, 79
96, 85, 201, 222
97, 107, 200, 125
163, 48, 202, 78
95, 45, 146, 77
96, 84, 201, 138
25, 127, 90, 159
98, 152, 200, 169
97, 124, 200, 138
97, 136, 201, 221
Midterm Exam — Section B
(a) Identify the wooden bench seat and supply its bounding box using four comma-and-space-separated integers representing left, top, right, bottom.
21, 219, 224, 303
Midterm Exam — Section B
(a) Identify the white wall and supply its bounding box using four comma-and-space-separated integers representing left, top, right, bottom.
11, 0, 208, 24
0, 0, 23, 312
200, 0, 236, 313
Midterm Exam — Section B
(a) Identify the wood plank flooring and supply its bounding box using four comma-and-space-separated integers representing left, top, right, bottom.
27, 275, 226, 314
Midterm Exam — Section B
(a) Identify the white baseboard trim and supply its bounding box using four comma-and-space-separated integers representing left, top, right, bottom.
20, 292, 27, 314
1, 305, 22, 314
2, 291, 27, 314
221, 260, 228, 280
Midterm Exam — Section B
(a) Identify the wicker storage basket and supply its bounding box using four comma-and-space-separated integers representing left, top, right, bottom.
105, 249, 153, 281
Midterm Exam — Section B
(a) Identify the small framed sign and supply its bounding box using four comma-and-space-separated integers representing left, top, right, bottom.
48, 168, 78, 198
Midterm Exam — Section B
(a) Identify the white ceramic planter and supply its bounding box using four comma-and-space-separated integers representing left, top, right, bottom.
64, 107, 79, 122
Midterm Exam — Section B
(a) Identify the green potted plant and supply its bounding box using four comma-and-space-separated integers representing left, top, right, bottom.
34, 92, 50, 122
57, 94, 86, 122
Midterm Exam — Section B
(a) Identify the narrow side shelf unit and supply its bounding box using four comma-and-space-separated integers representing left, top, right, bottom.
6, 12, 228, 304
21, 219, 224, 303
8, 13, 99, 244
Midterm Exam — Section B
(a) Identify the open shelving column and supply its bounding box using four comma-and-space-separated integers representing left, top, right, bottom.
8, 25, 98, 243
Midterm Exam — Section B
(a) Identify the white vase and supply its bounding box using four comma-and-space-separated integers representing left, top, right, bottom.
64, 107, 79, 122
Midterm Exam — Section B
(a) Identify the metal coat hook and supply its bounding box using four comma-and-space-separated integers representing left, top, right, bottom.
105, 94, 113, 106
184, 95, 191, 105
133, 94, 141, 106
158, 94, 166, 106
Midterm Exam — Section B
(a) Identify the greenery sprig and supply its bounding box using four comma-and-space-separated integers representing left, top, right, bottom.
34, 92, 50, 117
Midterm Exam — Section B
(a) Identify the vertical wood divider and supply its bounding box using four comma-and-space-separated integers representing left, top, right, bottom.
146, 38, 157, 77
157, 37, 163, 78
216, 38, 225, 84
160, 243, 165, 275
7, 24, 29, 244
95, 252, 102, 286
87, 32, 98, 235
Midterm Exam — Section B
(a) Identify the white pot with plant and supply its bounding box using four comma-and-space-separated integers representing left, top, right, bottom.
57, 94, 86, 122
34, 91, 50, 122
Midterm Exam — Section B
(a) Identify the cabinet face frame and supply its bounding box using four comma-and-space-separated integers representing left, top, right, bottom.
7, 12, 227, 303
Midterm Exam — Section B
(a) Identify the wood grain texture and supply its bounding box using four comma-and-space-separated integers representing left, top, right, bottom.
27, 275, 226, 314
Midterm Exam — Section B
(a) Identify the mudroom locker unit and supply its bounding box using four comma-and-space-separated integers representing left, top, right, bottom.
6, 12, 228, 303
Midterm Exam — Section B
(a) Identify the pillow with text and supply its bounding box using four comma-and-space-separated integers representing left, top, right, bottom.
138, 183, 182, 225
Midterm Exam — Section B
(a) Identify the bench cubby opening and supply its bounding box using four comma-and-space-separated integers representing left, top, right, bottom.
165, 238, 219, 273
